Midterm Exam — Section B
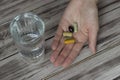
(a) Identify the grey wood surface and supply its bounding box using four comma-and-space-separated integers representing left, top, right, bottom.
0, 0, 120, 80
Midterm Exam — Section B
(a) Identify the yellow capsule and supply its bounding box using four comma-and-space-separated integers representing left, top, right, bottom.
63, 32, 72, 37
64, 39, 75, 44
73, 22, 78, 32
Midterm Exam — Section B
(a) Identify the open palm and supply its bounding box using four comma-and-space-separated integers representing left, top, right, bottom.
50, 0, 99, 68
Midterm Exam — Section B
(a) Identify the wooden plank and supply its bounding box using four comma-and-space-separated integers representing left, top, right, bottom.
114, 76, 120, 80
0, 0, 55, 24
98, 0, 119, 8
0, 0, 119, 62
0, 0, 120, 80
95, 65, 120, 80
0, 16, 119, 80
99, 0, 120, 16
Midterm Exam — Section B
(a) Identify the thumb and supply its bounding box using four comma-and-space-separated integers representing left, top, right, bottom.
88, 26, 98, 54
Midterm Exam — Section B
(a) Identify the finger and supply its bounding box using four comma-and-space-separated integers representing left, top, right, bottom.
88, 27, 98, 54
54, 44, 74, 66
62, 43, 84, 68
51, 26, 63, 50
50, 37, 65, 63
88, 24, 99, 54
88, 8, 99, 54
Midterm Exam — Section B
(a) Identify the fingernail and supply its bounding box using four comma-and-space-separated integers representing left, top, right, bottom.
92, 47, 96, 54
52, 46, 56, 50
50, 57, 55, 63
62, 63, 67, 68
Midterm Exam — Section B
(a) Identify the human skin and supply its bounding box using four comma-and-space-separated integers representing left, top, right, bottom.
50, 0, 99, 68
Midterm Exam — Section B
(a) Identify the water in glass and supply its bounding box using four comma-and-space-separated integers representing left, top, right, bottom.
10, 12, 45, 62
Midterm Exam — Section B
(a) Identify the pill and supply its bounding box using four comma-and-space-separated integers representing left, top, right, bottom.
73, 22, 78, 32
64, 39, 75, 44
69, 26, 74, 33
63, 32, 72, 37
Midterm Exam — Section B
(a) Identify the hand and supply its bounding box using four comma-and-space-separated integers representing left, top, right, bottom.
50, 0, 99, 68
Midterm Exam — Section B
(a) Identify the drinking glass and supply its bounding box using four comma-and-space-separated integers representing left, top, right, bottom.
10, 12, 45, 63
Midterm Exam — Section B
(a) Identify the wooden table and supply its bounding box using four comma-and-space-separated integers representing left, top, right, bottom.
0, 0, 120, 80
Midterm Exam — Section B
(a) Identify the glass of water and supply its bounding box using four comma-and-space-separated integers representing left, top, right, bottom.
10, 12, 45, 63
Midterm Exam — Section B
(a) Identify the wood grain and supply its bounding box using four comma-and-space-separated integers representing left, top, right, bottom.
0, 0, 120, 80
